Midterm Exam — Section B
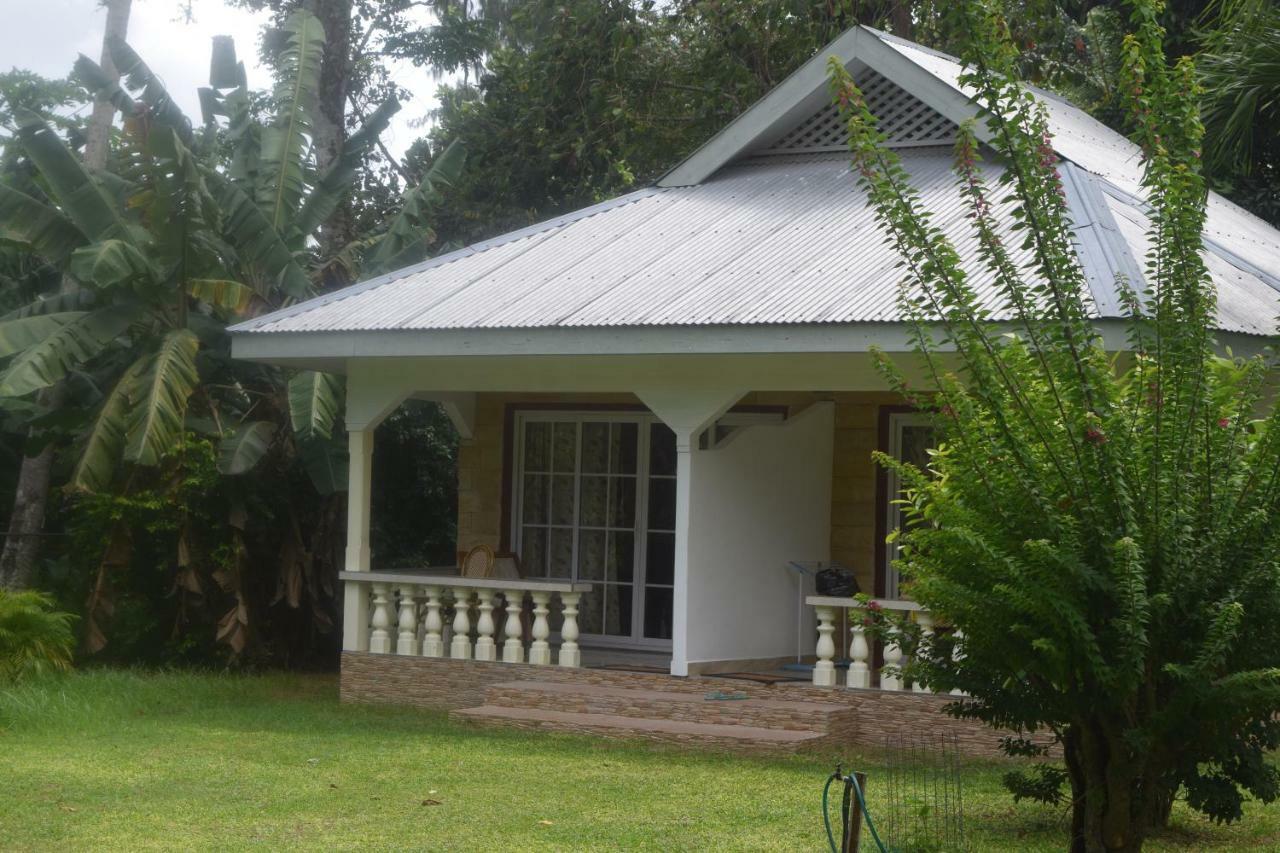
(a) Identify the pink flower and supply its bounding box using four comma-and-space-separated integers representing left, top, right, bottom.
1218, 417, 1231, 429
1085, 427, 1108, 445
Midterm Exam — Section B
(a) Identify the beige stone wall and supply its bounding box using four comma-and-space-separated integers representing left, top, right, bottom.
453, 391, 906, 593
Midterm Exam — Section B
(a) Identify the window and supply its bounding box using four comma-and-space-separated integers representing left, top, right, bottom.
513, 412, 676, 646
883, 412, 935, 600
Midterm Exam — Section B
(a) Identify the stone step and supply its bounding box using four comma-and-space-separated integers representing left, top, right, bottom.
483, 679, 851, 732
451, 704, 828, 753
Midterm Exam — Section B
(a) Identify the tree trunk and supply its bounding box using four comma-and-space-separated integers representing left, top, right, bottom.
0, 0, 131, 591
1063, 721, 1168, 853
307, 0, 356, 289
890, 0, 912, 38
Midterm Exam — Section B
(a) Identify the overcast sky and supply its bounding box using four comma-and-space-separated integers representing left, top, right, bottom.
5, 0, 440, 159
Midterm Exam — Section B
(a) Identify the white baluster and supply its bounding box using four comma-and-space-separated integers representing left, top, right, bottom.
881, 638, 905, 691
369, 584, 393, 654
396, 585, 418, 655
421, 586, 444, 657
813, 605, 838, 687
528, 591, 552, 665
474, 592, 498, 661
914, 612, 935, 693
847, 621, 871, 689
502, 590, 525, 663
450, 589, 473, 660
950, 629, 967, 696
558, 592, 582, 668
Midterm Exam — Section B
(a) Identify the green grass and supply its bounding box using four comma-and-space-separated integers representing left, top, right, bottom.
0, 671, 1276, 851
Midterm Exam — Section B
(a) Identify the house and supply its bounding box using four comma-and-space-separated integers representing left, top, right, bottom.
230, 27, 1280, 752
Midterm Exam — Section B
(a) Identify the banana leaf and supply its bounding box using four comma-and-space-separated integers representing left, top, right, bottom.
209, 35, 240, 89
218, 420, 275, 475
207, 170, 312, 299
70, 354, 149, 492
71, 53, 136, 115
0, 292, 96, 322
289, 370, 343, 441
187, 279, 256, 313
257, 10, 325, 231
367, 139, 466, 274
294, 97, 400, 238
0, 304, 137, 397
124, 328, 200, 466
69, 238, 158, 290
106, 36, 193, 143
12, 109, 131, 243
298, 433, 348, 494
0, 313, 87, 358
0, 182, 88, 266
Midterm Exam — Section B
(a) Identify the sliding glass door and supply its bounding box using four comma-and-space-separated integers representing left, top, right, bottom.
514, 412, 676, 648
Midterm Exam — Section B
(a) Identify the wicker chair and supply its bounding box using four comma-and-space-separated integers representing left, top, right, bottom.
460, 543, 495, 579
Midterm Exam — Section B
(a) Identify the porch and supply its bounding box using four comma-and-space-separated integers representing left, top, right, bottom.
336, 569, 989, 755
321, 352, 1000, 754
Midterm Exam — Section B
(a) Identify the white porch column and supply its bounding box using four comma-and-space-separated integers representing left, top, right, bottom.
636, 388, 744, 677
342, 428, 375, 652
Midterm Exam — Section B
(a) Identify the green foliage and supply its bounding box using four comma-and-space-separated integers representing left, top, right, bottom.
829, 0, 1280, 846
0, 8, 460, 663
0, 588, 74, 682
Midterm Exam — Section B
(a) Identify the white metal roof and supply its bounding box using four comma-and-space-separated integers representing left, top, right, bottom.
232, 27, 1280, 345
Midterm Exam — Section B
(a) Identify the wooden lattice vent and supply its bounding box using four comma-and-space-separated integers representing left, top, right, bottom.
756, 70, 957, 155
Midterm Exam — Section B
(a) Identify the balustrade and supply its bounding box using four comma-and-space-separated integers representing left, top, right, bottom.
341, 571, 593, 668
806, 596, 957, 694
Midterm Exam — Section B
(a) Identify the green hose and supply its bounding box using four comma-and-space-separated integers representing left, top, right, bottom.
822, 769, 889, 853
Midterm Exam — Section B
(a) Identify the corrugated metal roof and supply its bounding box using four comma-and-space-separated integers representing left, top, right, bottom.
233, 30, 1279, 340
237, 151, 1060, 333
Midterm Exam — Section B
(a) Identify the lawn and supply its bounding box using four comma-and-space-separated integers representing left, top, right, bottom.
0, 671, 1276, 851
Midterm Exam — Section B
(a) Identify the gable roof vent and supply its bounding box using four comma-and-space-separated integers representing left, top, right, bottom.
756, 69, 957, 156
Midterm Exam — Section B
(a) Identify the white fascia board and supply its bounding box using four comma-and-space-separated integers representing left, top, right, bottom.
659, 27, 986, 188
658, 27, 865, 187
230, 320, 1165, 365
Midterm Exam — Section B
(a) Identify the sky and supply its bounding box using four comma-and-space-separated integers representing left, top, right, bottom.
4, 0, 441, 159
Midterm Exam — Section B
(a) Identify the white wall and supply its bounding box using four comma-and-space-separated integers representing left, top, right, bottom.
685, 402, 834, 666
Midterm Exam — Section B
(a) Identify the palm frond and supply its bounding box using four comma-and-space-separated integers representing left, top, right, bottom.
0, 589, 75, 682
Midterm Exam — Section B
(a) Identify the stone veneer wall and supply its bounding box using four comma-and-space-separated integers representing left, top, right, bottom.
340, 652, 1020, 758
453, 391, 904, 594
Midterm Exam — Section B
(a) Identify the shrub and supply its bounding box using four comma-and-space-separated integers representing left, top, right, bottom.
0, 588, 75, 682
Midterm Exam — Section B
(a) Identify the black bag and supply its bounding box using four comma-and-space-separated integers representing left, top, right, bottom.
815, 566, 859, 597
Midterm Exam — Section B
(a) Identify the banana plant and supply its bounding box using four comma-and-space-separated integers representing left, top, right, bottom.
1, 9, 466, 496
0, 9, 465, 655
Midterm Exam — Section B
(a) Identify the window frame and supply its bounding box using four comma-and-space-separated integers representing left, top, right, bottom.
876, 407, 935, 601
